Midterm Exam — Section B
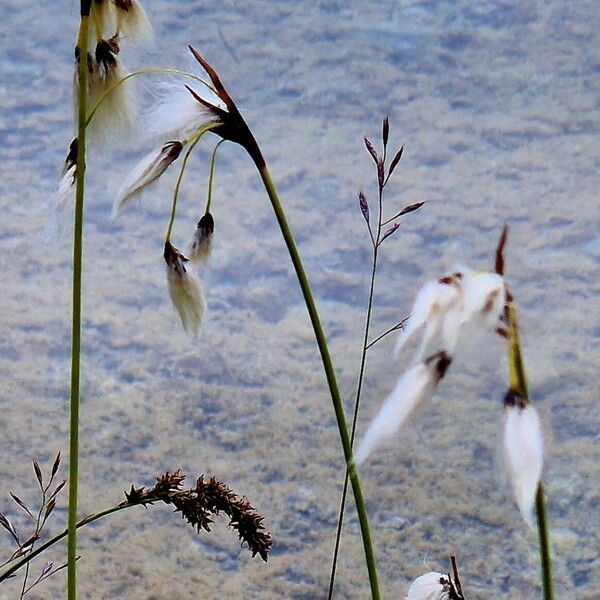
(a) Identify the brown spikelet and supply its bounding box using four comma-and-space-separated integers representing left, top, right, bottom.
123, 471, 273, 561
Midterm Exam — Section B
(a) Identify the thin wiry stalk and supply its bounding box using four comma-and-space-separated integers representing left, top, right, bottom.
68, 3, 91, 598
256, 163, 380, 599
18, 487, 46, 599
0, 471, 271, 584
164, 124, 217, 241
205, 139, 225, 213
328, 186, 383, 600
505, 302, 554, 600
365, 317, 408, 350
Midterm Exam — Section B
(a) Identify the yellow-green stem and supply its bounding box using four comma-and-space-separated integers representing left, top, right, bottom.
205, 139, 225, 213
506, 303, 554, 600
68, 6, 91, 599
165, 125, 217, 241
256, 163, 380, 599
0, 503, 128, 583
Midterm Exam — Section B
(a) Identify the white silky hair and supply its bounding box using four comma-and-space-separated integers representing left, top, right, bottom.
406, 571, 452, 600
145, 78, 223, 142
355, 360, 438, 465
113, 142, 181, 216
503, 403, 544, 528
116, 0, 154, 43
166, 259, 205, 337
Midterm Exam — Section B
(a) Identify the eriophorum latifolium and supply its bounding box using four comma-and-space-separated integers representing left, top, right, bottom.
4, 2, 558, 599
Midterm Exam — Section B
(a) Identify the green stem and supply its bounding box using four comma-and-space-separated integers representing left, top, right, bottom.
205, 139, 225, 213
68, 8, 91, 599
506, 303, 553, 600
165, 125, 217, 241
0, 504, 127, 584
328, 178, 384, 598
256, 163, 380, 599
536, 482, 553, 600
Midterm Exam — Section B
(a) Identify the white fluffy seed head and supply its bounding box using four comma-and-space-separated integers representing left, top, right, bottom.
46, 165, 77, 241
406, 571, 453, 600
188, 213, 214, 264
113, 141, 183, 216
395, 276, 461, 359
89, 58, 135, 143
503, 402, 544, 528
115, 0, 154, 43
395, 270, 505, 362
146, 81, 224, 141
460, 271, 505, 330
164, 242, 205, 337
354, 352, 451, 465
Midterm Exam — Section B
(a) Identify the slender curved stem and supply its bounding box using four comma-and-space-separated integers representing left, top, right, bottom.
366, 317, 408, 350
205, 139, 225, 213
255, 163, 380, 599
68, 6, 92, 599
85, 68, 217, 129
328, 245, 379, 599
0, 504, 127, 584
328, 163, 386, 598
506, 303, 553, 600
164, 124, 217, 241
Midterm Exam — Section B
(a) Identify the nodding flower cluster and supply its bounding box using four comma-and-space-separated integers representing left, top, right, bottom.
59, 28, 252, 334
355, 267, 544, 526
75, 0, 153, 140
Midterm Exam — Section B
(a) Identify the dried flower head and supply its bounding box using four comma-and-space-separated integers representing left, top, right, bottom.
188, 212, 214, 264
113, 140, 183, 215
355, 351, 452, 464
124, 470, 272, 561
164, 240, 204, 336
503, 390, 544, 527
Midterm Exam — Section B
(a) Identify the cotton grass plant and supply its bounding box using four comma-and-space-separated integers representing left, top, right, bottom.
1, 0, 557, 598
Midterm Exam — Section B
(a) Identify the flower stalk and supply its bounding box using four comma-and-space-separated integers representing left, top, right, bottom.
257, 165, 380, 599
67, 2, 92, 598
497, 227, 553, 600
505, 303, 553, 600
169, 48, 380, 596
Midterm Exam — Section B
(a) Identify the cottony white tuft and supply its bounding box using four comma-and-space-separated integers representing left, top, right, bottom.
406, 571, 453, 600
504, 402, 544, 527
87, 56, 135, 142
188, 213, 214, 264
355, 352, 450, 464
395, 270, 505, 361
147, 80, 225, 141
113, 141, 183, 216
395, 276, 463, 359
46, 165, 76, 241
115, 0, 154, 42
164, 242, 205, 336
459, 271, 505, 330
